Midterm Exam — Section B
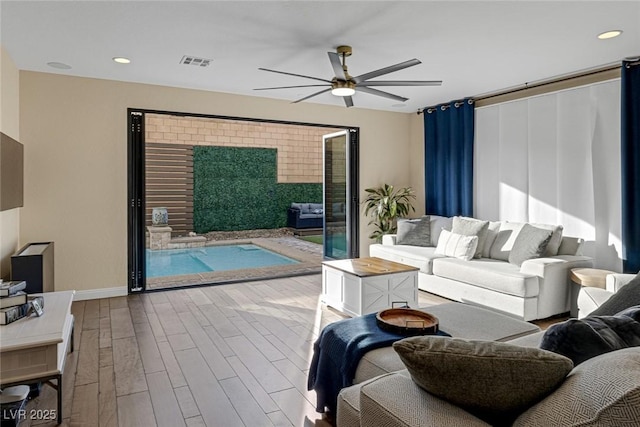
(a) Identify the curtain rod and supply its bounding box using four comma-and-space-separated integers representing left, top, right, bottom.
417, 62, 624, 114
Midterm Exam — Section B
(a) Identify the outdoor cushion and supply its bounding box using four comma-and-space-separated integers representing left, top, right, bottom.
432, 257, 539, 298
310, 203, 323, 211
394, 337, 573, 426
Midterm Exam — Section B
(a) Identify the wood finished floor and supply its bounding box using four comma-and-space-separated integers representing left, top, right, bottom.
18, 274, 449, 427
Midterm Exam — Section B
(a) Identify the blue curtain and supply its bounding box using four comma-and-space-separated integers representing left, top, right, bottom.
622, 61, 640, 273
424, 98, 474, 217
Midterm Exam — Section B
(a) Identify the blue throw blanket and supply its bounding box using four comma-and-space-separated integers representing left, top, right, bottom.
307, 312, 450, 414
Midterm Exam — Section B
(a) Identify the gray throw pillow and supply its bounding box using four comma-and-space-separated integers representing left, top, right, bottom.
590, 273, 640, 316
393, 336, 573, 426
451, 217, 489, 259
508, 224, 553, 266
396, 216, 431, 247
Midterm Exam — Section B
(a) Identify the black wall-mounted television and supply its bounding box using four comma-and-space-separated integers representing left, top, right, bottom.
0, 132, 24, 211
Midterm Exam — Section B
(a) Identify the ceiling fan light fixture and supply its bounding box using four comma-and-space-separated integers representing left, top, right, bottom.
597, 30, 622, 40
331, 87, 355, 97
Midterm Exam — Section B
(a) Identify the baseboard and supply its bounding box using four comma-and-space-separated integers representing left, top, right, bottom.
73, 286, 128, 301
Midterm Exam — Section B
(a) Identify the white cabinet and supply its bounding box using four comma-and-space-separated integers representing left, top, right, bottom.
322, 257, 418, 317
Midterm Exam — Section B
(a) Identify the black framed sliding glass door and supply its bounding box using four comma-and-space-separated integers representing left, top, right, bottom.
323, 130, 359, 260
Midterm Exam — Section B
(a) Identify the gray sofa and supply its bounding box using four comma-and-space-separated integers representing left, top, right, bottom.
370, 216, 594, 321
337, 302, 640, 426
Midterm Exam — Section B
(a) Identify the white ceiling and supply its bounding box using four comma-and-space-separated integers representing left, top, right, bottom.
2, 1, 639, 112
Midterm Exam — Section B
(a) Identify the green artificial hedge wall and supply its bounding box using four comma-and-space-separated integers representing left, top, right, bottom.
193, 146, 322, 232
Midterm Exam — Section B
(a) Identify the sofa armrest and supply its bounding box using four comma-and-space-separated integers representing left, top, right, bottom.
606, 273, 636, 293
382, 234, 397, 246
359, 373, 490, 427
520, 255, 594, 319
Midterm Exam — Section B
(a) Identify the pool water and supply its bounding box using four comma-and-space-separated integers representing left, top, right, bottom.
146, 244, 299, 278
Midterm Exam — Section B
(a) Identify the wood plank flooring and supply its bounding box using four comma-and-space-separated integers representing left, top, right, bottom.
17, 274, 449, 427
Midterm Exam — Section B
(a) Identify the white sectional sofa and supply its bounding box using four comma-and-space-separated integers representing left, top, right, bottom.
369, 216, 593, 321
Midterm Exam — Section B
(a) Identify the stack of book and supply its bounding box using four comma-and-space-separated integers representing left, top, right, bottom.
0, 281, 44, 325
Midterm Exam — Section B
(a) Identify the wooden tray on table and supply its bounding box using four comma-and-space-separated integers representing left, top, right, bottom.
376, 307, 439, 336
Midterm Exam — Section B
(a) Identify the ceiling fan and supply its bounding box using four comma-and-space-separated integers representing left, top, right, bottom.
254, 45, 442, 107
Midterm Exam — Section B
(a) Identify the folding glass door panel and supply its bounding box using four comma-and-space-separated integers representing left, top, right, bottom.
323, 130, 358, 260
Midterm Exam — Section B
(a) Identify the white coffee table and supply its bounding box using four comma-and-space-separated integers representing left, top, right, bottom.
322, 257, 419, 317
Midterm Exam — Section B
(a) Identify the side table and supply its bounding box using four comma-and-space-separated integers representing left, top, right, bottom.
0, 290, 75, 425
322, 257, 418, 317
569, 268, 615, 317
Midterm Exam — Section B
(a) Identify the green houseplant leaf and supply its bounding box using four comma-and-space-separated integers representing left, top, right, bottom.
362, 184, 416, 243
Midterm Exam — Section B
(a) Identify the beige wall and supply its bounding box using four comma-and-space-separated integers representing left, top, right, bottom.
19, 71, 413, 293
146, 113, 339, 183
409, 114, 425, 216
0, 46, 21, 279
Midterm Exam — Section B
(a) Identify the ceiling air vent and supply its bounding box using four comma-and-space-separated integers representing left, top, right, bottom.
179, 55, 212, 67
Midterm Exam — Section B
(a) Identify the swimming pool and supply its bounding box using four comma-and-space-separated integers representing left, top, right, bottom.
146, 244, 299, 278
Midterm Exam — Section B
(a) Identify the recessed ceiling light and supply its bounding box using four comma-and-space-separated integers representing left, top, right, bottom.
597, 30, 622, 40
113, 57, 131, 64
47, 62, 71, 70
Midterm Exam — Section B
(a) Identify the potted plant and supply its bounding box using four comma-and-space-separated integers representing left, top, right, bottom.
363, 184, 416, 243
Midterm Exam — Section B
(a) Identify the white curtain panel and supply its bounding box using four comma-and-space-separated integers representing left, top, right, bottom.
474, 80, 622, 271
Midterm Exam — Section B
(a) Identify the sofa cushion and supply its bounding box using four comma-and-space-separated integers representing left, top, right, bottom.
489, 222, 525, 261
452, 216, 489, 258
531, 223, 563, 257
429, 215, 452, 246
393, 337, 573, 426
396, 216, 431, 247
434, 230, 478, 261
481, 221, 501, 258
432, 257, 539, 298
513, 347, 640, 426
508, 224, 553, 266
590, 272, 640, 316
540, 305, 640, 366
309, 203, 323, 211
369, 244, 444, 274
557, 236, 583, 256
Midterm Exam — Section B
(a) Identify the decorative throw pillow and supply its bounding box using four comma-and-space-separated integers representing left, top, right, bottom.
508, 224, 553, 266
312, 208, 323, 214
429, 215, 453, 246
531, 223, 564, 257
489, 222, 525, 261
482, 221, 501, 258
590, 272, 640, 316
540, 305, 640, 366
396, 216, 431, 247
434, 229, 478, 261
393, 337, 573, 426
451, 216, 490, 258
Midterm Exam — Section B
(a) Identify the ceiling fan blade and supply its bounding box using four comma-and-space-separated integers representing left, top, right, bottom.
352, 59, 422, 84
254, 84, 330, 91
344, 96, 354, 108
358, 80, 442, 87
328, 52, 347, 80
258, 68, 332, 84
292, 88, 332, 103
356, 86, 408, 102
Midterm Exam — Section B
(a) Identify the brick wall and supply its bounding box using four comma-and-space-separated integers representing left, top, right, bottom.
145, 113, 340, 184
